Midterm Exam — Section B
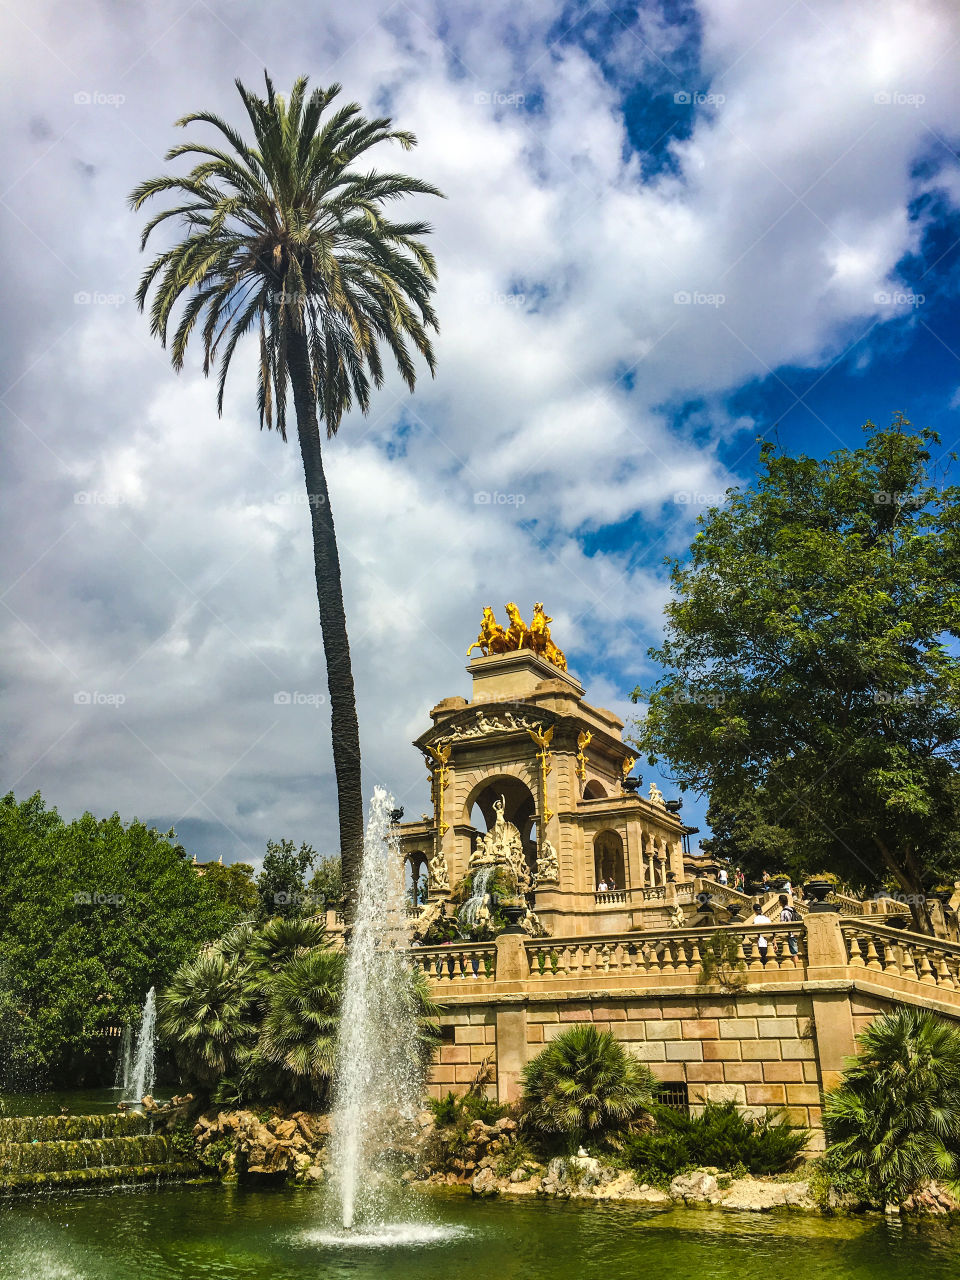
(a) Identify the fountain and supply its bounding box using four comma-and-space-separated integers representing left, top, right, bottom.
331, 787, 429, 1232
126, 987, 157, 1103
115, 1024, 134, 1093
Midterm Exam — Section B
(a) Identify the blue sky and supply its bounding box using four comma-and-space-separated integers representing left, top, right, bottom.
2, 0, 959, 865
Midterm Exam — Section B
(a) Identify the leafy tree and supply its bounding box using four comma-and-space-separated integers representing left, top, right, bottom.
256, 838, 317, 918
520, 1024, 657, 1148
130, 74, 443, 914
633, 416, 960, 931
308, 855, 343, 908
823, 1005, 960, 1203
201, 860, 258, 920
0, 791, 235, 1084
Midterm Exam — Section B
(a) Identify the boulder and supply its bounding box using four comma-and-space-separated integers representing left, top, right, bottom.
719, 1178, 816, 1213
472, 1167, 500, 1196
670, 1170, 719, 1204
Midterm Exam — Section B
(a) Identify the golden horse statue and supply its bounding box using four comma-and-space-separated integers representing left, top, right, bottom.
529, 602, 567, 670
468, 603, 567, 670
467, 606, 509, 657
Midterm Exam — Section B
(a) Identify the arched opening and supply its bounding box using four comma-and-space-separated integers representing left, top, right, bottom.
583, 779, 607, 799
593, 829, 625, 892
404, 852, 430, 906
466, 774, 538, 885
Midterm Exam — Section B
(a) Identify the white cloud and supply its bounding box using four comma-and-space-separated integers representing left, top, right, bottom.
2, 0, 958, 858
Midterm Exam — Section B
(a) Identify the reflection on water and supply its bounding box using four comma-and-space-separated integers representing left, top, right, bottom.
1, 1183, 959, 1280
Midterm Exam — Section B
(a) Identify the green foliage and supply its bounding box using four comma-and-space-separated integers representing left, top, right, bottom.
255, 839, 317, 919
428, 1089, 508, 1127
160, 916, 439, 1105
520, 1024, 658, 1147
823, 1005, 960, 1202
0, 791, 237, 1084
130, 73, 442, 439
200, 861, 258, 920
625, 1101, 808, 1178
632, 416, 960, 928
698, 930, 747, 991
308, 856, 343, 909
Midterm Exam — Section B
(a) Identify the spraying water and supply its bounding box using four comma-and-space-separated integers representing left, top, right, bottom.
331, 787, 427, 1231
127, 987, 157, 1102
115, 1025, 134, 1093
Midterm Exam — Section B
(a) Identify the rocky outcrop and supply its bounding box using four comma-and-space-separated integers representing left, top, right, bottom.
192, 1108, 329, 1184
899, 1182, 960, 1216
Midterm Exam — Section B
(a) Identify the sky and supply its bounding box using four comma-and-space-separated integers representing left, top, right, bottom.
2, 0, 960, 868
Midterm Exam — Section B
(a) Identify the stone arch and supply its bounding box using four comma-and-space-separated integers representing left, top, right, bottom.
464, 773, 538, 882
404, 850, 430, 905
583, 778, 607, 799
593, 829, 625, 891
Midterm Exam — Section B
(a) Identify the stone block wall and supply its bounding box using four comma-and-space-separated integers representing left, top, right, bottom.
427, 1005, 497, 1100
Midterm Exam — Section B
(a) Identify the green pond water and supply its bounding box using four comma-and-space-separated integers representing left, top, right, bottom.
2, 1184, 960, 1280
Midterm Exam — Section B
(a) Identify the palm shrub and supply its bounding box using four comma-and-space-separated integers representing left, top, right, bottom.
520, 1024, 657, 1148
823, 1005, 960, 1203
158, 949, 256, 1087
253, 948, 344, 1103
625, 1100, 807, 1179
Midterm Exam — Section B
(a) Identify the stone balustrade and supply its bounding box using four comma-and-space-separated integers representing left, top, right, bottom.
409, 942, 498, 983
594, 889, 628, 906
840, 918, 960, 991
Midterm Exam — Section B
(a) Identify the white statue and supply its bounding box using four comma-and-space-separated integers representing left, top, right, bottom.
537, 838, 559, 884
668, 902, 685, 929
428, 848, 450, 893
648, 782, 666, 806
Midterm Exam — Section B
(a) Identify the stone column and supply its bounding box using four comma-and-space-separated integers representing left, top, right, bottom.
493, 932, 530, 1104
804, 912, 857, 1091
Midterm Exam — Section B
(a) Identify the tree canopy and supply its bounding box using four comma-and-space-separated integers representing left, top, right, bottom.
632, 416, 960, 929
0, 792, 238, 1085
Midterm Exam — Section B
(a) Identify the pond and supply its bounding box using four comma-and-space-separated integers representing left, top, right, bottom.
2, 1183, 960, 1280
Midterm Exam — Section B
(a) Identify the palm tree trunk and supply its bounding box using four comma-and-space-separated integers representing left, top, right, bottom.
285, 323, 364, 920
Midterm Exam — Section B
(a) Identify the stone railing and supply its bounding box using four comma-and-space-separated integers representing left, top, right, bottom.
525, 923, 806, 983
409, 942, 498, 984
594, 890, 628, 906
639, 885, 667, 901
840, 919, 960, 991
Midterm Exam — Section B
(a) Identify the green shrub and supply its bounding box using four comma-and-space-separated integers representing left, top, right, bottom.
520, 1024, 657, 1147
624, 1101, 807, 1178
823, 1005, 960, 1203
428, 1089, 508, 1127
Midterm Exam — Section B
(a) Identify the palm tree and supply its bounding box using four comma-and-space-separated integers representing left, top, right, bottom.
248, 914, 328, 974
158, 949, 256, 1088
520, 1023, 657, 1149
130, 74, 443, 910
823, 1005, 960, 1202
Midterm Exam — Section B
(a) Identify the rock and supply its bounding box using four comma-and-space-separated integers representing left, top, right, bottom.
670, 1171, 719, 1204
719, 1178, 816, 1213
472, 1167, 500, 1197
270, 1118, 297, 1141
509, 1168, 528, 1183
496, 1118, 517, 1133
